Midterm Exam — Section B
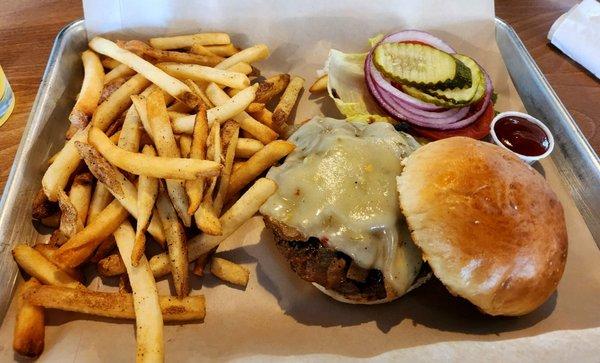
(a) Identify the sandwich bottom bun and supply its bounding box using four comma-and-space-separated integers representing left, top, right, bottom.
397, 136, 568, 316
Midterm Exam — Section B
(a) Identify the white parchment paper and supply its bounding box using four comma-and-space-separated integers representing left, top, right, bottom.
0, 0, 599, 361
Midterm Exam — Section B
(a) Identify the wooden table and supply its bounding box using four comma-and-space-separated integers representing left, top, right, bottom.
0, 0, 598, 194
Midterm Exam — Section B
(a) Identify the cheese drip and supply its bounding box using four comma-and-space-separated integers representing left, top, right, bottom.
261, 117, 422, 295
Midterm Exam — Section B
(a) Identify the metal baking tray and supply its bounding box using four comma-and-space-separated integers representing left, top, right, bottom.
0, 18, 598, 324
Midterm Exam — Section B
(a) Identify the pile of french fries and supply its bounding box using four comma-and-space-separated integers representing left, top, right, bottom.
12, 31, 305, 360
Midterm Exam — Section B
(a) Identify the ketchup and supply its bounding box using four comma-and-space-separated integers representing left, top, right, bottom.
494, 116, 549, 156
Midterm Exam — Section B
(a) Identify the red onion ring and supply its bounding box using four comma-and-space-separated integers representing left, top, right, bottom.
381, 30, 456, 53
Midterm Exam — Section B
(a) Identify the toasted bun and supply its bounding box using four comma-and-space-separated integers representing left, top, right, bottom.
397, 137, 568, 316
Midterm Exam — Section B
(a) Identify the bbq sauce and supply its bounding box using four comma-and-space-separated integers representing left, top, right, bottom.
494, 116, 549, 156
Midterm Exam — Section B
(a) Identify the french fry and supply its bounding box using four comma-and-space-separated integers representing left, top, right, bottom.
149, 178, 277, 277
254, 74, 290, 103
210, 257, 249, 287
235, 138, 264, 158
117, 105, 142, 152
309, 74, 328, 93
41, 214, 61, 228
13, 278, 45, 358
246, 102, 264, 113
114, 221, 164, 362
227, 61, 253, 75
87, 127, 220, 180
104, 63, 136, 84
203, 43, 239, 57
55, 200, 129, 268
179, 134, 192, 158
213, 122, 239, 214
184, 79, 214, 108
74, 140, 165, 243
90, 235, 116, 263
205, 83, 278, 144
121, 40, 222, 66
97, 253, 124, 277
146, 90, 193, 226
172, 84, 258, 134
192, 252, 211, 277
89, 37, 198, 108
232, 161, 244, 172
249, 108, 276, 130
12, 244, 85, 289
188, 43, 218, 57
156, 183, 189, 297
41, 126, 89, 201
272, 76, 305, 128
227, 141, 294, 199
33, 244, 82, 281
24, 285, 206, 322
91, 73, 151, 130
57, 190, 84, 240
132, 145, 159, 266
32, 189, 58, 220
87, 183, 113, 224
102, 57, 121, 69
69, 172, 94, 226
158, 62, 250, 89
186, 105, 209, 215
215, 44, 269, 70
69, 50, 104, 128
149, 32, 230, 50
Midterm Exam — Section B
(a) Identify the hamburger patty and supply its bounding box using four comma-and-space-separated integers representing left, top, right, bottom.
265, 217, 387, 301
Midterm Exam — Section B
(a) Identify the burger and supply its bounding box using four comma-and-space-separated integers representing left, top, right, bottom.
260, 117, 568, 315
260, 117, 426, 304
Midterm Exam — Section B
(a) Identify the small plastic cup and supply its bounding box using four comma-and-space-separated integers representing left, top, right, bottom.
490, 111, 554, 164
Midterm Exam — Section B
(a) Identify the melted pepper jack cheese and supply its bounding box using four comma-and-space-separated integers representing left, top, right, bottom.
260, 117, 423, 295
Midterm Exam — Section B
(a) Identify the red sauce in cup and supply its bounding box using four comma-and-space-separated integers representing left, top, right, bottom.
494, 116, 550, 156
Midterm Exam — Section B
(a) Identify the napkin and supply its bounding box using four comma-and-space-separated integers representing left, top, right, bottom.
548, 0, 600, 78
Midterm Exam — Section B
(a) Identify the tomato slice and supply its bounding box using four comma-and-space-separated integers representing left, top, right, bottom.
410, 102, 495, 140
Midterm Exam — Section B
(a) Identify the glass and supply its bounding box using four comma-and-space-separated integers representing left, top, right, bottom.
0, 66, 15, 127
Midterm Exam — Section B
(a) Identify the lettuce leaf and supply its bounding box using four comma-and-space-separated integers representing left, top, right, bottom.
326, 49, 393, 123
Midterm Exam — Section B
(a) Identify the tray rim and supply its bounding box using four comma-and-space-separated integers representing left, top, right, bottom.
0, 17, 598, 324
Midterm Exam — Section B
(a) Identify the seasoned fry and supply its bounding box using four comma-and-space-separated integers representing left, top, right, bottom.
235, 138, 264, 158
309, 74, 328, 93
227, 61, 253, 75
172, 84, 258, 134
186, 106, 209, 215
69, 172, 94, 225
132, 145, 159, 266
156, 183, 189, 297
149, 178, 277, 277
179, 134, 192, 158
24, 285, 206, 322
149, 32, 230, 50
215, 44, 269, 70
99, 77, 127, 106
87, 183, 113, 224
114, 221, 164, 362
55, 200, 129, 268
91, 73, 151, 130
97, 253, 124, 277
255, 74, 290, 103
246, 102, 264, 113
146, 90, 193, 226
210, 257, 250, 287
272, 76, 305, 127
192, 252, 211, 277
249, 107, 275, 130
12, 244, 85, 289
89, 37, 198, 108
205, 83, 278, 144
213, 122, 239, 214
203, 43, 239, 57
87, 127, 220, 180
227, 140, 294, 199
104, 63, 136, 84
33, 244, 82, 281
57, 191, 84, 240
90, 235, 116, 263
69, 50, 104, 128
102, 57, 121, 69
13, 278, 45, 358
121, 40, 222, 66
41, 126, 89, 201
32, 189, 58, 220
74, 140, 165, 242
184, 79, 214, 108
188, 43, 218, 57
117, 105, 142, 154
158, 62, 250, 89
